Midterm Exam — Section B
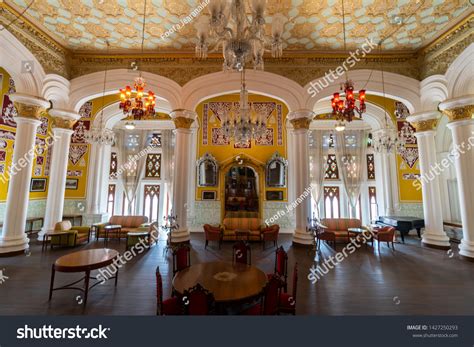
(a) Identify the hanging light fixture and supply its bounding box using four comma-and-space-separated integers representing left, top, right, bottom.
118, 0, 156, 125
84, 40, 115, 146
195, 0, 286, 71
373, 45, 406, 154
331, 0, 366, 131
219, 68, 267, 146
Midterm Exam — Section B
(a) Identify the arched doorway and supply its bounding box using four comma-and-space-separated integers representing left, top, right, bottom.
224, 166, 259, 217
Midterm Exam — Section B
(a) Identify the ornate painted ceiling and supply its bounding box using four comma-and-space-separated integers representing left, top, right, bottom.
4, 0, 472, 52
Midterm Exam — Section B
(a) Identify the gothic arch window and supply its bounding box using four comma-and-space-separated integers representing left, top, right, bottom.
107, 184, 116, 216
324, 186, 340, 219
368, 187, 378, 222
143, 184, 160, 222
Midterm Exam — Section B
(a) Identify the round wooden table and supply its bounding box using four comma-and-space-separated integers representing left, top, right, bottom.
49, 248, 119, 306
172, 261, 267, 303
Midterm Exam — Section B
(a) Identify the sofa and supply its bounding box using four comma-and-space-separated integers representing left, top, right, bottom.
321, 218, 363, 243
95, 215, 149, 239
222, 217, 262, 241
50, 220, 91, 247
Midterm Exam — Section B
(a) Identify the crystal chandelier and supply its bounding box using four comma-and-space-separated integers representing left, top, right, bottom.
195, 0, 286, 71
84, 40, 115, 146
331, 0, 366, 132
220, 68, 267, 145
118, 0, 156, 126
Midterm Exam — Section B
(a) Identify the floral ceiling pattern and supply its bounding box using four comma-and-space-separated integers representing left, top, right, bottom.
5, 0, 470, 52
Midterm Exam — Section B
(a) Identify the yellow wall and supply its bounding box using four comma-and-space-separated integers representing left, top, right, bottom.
0, 68, 53, 202
195, 93, 289, 202
366, 95, 422, 202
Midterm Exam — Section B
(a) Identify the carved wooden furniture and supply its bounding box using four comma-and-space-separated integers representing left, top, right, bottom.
232, 241, 251, 265
279, 263, 298, 315
203, 224, 223, 249
156, 266, 182, 315
182, 283, 216, 315
172, 244, 191, 275
49, 249, 119, 307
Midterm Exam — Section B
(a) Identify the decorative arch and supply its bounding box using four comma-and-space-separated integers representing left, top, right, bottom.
219, 153, 265, 221
0, 29, 45, 96
445, 43, 474, 98
182, 70, 305, 112
303, 69, 421, 113
69, 69, 182, 112
419, 75, 449, 112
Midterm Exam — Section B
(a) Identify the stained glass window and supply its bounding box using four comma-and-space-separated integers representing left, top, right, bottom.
143, 185, 160, 222
145, 153, 161, 178
325, 154, 339, 179
367, 154, 375, 180
149, 133, 162, 147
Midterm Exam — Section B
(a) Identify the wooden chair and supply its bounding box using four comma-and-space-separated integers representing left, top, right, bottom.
172, 244, 191, 275
261, 224, 279, 250
279, 263, 298, 315
267, 246, 288, 291
232, 241, 251, 265
203, 224, 222, 249
182, 283, 215, 315
155, 266, 182, 315
241, 274, 283, 315
374, 226, 396, 253
316, 229, 337, 251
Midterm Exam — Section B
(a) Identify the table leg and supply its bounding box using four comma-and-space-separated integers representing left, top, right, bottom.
416, 228, 422, 238
49, 265, 55, 301
400, 230, 405, 243
83, 270, 90, 306
104, 229, 108, 247
115, 268, 119, 287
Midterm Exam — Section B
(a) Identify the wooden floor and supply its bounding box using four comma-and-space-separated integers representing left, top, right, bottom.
0, 232, 473, 315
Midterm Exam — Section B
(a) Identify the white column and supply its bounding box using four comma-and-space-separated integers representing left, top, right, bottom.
440, 96, 474, 260
0, 94, 49, 255
289, 110, 313, 246
374, 128, 397, 216
170, 109, 196, 243
38, 111, 80, 240
407, 112, 450, 248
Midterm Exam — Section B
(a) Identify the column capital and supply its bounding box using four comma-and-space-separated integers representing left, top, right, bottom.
439, 95, 474, 123
407, 111, 440, 132
288, 109, 314, 129
49, 109, 80, 129
9, 93, 50, 120
170, 109, 197, 129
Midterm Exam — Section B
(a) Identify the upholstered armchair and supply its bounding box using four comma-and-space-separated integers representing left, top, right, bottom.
261, 224, 279, 250
203, 224, 223, 249
50, 220, 91, 248
373, 226, 396, 252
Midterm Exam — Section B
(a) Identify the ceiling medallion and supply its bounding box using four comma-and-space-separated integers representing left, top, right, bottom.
331, 0, 366, 132
195, 0, 286, 71
118, 0, 156, 130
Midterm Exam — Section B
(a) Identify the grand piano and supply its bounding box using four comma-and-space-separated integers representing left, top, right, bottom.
376, 216, 425, 243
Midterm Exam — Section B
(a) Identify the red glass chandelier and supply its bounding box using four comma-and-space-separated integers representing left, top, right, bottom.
331, 81, 366, 129
118, 0, 156, 124
119, 76, 156, 119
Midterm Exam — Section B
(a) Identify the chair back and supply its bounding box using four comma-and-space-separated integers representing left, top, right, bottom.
183, 283, 215, 315
233, 241, 251, 265
262, 274, 283, 315
54, 220, 72, 232
155, 266, 163, 315
377, 226, 396, 241
172, 244, 191, 274
274, 246, 288, 278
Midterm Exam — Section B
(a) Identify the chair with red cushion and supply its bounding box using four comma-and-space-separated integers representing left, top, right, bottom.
232, 241, 251, 265
172, 244, 191, 275
203, 224, 223, 249
279, 263, 298, 315
261, 224, 279, 250
241, 274, 283, 315
155, 266, 182, 315
182, 283, 215, 315
373, 226, 396, 253
267, 246, 288, 290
